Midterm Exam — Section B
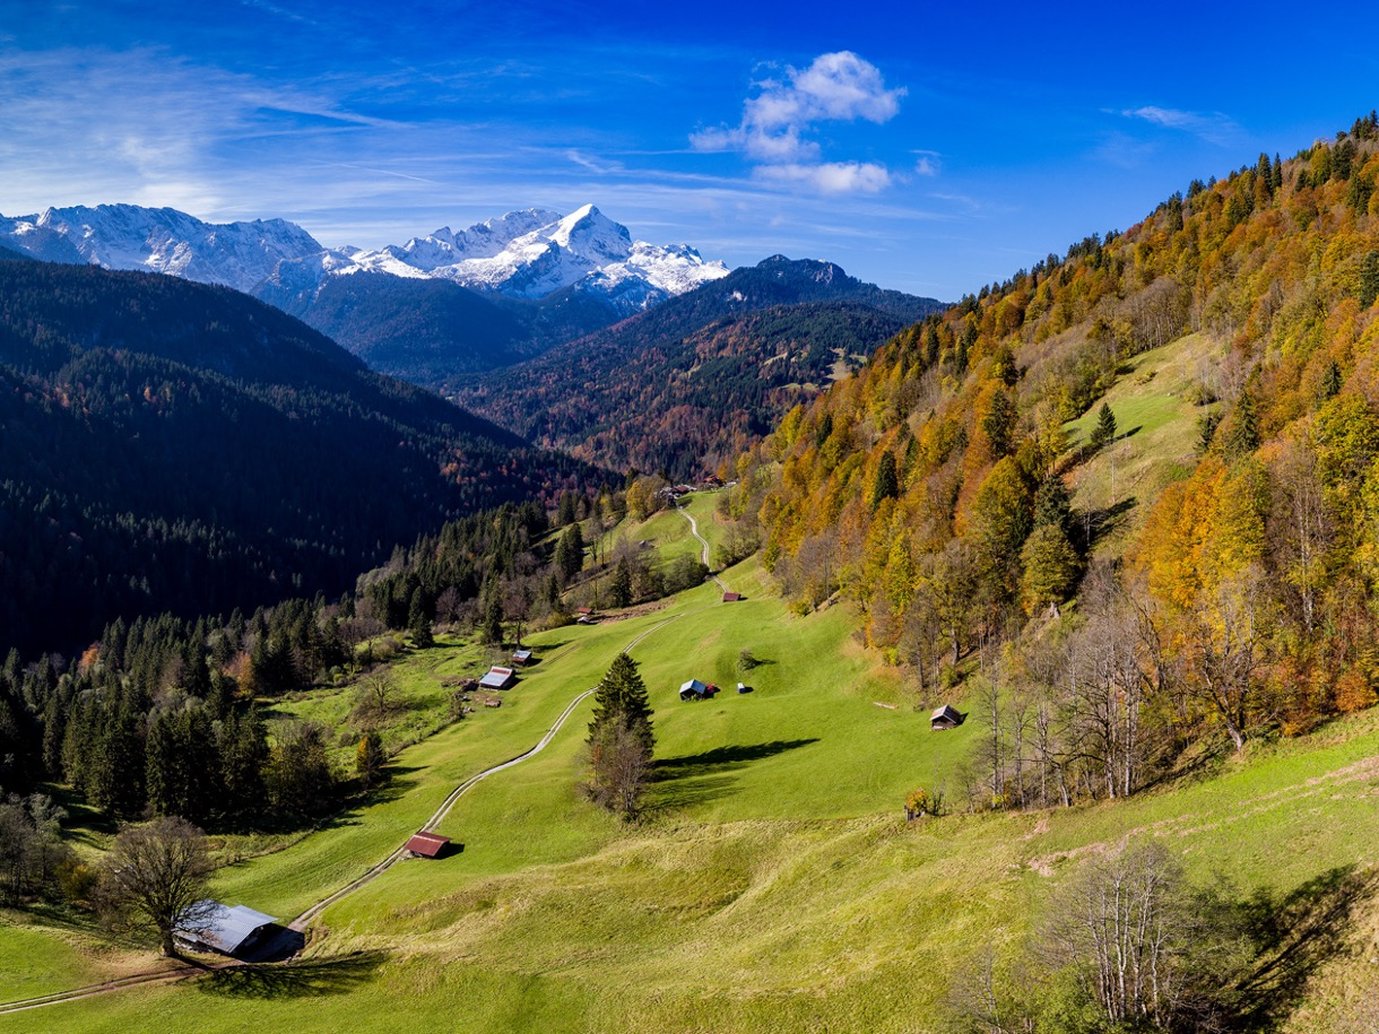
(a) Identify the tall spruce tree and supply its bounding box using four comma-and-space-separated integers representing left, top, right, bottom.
611, 558, 633, 608
555, 523, 585, 582
870, 452, 899, 511
219, 707, 268, 824
588, 653, 654, 753
1090, 403, 1117, 449
408, 588, 434, 648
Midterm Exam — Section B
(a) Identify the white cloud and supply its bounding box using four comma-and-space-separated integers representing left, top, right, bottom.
691, 50, 903, 194
912, 150, 941, 177
756, 161, 891, 195
1120, 106, 1239, 144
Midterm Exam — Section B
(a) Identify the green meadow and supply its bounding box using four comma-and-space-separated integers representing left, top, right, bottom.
3, 496, 1378, 1032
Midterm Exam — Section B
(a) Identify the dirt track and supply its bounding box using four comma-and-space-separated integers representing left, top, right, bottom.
0, 615, 684, 1017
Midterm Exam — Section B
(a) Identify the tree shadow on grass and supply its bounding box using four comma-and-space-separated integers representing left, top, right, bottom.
1082, 496, 1138, 550
1230, 864, 1379, 1030
647, 739, 820, 812
197, 950, 389, 999
654, 739, 820, 775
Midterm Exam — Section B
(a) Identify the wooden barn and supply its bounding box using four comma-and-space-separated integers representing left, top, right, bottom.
175, 901, 280, 960
511, 648, 534, 666
722, 591, 742, 602
930, 704, 963, 730
479, 665, 516, 690
405, 831, 451, 859
679, 679, 719, 701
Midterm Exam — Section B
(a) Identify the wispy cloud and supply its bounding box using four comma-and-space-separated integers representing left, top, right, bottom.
691, 51, 904, 194
1119, 105, 1239, 144
564, 149, 624, 175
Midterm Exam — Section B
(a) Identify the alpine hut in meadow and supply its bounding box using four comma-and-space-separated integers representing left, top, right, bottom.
679, 679, 719, 702
405, 831, 451, 859
175, 902, 282, 960
479, 665, 516, 690
511, 648, 534, 666
930, 704, 963, 730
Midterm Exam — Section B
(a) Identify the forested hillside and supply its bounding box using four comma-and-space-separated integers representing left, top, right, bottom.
454, 256, 943, 477
0, 260, 597, 657
722, 113, 1379, 804
257, 270, 624, 381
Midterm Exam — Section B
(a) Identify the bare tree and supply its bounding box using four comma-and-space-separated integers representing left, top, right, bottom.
1041, 843, 1244, 1029
1183, 570, 1266, 752
353, 669, 401, 725
97, 816, 215, 956
584, 723, 650, 821
1268, 439, 1330, 634
434, 586, 463, 627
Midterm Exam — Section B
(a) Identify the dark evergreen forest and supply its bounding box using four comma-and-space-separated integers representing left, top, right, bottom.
0, 259, 601, 658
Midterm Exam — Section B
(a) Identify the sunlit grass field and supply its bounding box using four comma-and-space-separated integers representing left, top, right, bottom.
4, 496, 1379, 1032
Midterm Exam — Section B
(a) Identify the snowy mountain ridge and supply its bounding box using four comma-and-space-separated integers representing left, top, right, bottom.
0, 202, 728, 313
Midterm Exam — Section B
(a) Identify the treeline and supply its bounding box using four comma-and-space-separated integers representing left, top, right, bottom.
0, 486, 707, 838
0, 258, 602, 658
0, 500, 550, 827
0, 603, 345, 831
721, 113, 1379, 808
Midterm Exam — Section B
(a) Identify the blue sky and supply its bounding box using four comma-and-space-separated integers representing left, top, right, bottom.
2, 1, 1377, 298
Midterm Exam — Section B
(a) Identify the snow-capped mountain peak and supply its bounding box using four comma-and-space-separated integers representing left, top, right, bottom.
338, 204, 726, 308
16, 204, 325, 293
0, 201, 728, 317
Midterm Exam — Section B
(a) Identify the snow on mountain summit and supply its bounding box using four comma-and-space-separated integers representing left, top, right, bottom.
341, 204, 727, 309
1, 204, 326, 293
0, 202, 728, 315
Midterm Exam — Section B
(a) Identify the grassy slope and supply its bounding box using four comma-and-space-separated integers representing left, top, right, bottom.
5, 485, 1379, 1031
1064, 332, 1220, 556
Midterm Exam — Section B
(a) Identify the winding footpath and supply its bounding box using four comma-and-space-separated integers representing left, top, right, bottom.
675, 501, 729, 593
0, 616, 683, 1018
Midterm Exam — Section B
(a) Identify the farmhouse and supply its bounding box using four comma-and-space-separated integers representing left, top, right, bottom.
511, 648, 534, 666
930, 704, 963, 730
479, 665, 516, 690
679, 679, 719, 701
405, 831, 450, 859
175, 901, 280, 960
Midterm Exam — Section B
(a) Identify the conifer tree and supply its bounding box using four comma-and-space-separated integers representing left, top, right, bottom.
1033, 475, 1075, 538
611, 557, 633, 608
1361, 251, 1379, 309
1224, 391, 1260, 458
1322, 361, 1344, 400
585, 653, 654, 821
219, 707, 268, 824
480, 581, 504, 645
554, 523, 585, 582
408, 588, 434, 648
1090, 403, 1117, 449
588, 653, 654, 753
870, 451, 899, 511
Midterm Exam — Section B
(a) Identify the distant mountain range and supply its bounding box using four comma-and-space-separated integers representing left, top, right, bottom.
0, 255, 597, 656
0, 202, 727, 379
453, 256, 945, 478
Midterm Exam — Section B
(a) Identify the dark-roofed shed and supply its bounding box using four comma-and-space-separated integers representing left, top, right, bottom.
930, 704, 963, 730
175, 901, 279, 959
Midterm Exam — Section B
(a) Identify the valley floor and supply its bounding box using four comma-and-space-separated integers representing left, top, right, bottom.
3, 508, 1378, 1031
